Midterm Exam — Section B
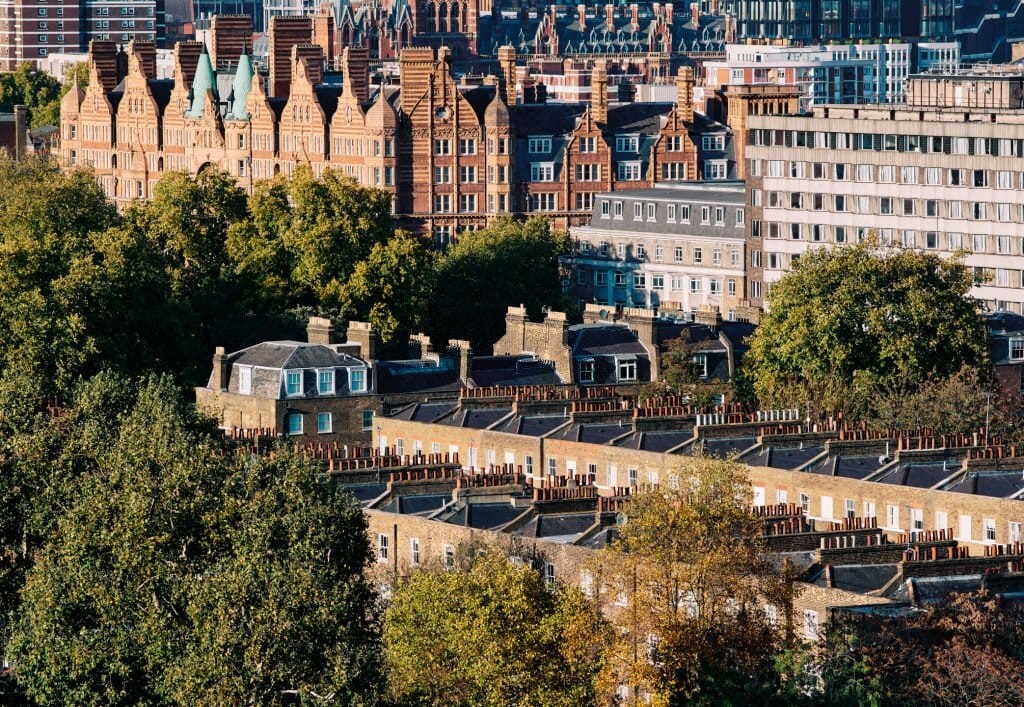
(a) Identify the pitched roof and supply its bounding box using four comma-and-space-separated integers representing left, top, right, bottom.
229, 341, 367, 369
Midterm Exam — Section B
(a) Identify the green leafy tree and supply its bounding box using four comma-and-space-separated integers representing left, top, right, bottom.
0, 63, 63, 127
742, 241, 989, 419
597, 456, 799, 705
868, 364, 1023, 440
226, 167, 394, 312
342, 231, 437, 347
6, 375, 383, 706
0, 157, 118, 394
383, 550, 606, 707
428, 217, 572, 351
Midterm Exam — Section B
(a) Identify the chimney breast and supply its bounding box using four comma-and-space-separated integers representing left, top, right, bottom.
307, 316, 336, 345
213, 346, 230, 391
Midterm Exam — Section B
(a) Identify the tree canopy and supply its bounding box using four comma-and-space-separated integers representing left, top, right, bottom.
226, 167, 395, 313
428, 216, 573, 351
597, 456, 799, 705
742, 241, 990, 418
5, 374, 383, 706
383, 549, 605, 707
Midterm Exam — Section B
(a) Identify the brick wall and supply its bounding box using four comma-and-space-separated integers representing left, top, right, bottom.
375, 415, 1024, 546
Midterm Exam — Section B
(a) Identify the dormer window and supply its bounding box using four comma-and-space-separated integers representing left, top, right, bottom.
617, 357, 637, 382
579, 358, 595, 383
1011, 337, 1024, 361
317, 369, 334, 395
349, 367, 367, 393
237, 365, 252, 395
285, 370, 302, 396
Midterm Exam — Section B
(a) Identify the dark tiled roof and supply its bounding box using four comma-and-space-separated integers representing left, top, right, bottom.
945, 471, 1024, 498
383, 494, 449, 515
340, 482, 388, 505
616, 430, 694, 452
391, 401, 459, 423
749, 446, 825, 470
515, 513, 595, 540
465, 502, 526, 529
469, 355, 563, 387
510, 102, 588, 136
443, 408, 512, 430
496, 415, 569, 436
822, 564, 900, 593
808, 455, 886, 480
570, 324, 648, 356
554, 422, 632, 444
230, 341, 365, 370
878, 462, 958, 489
375, 361, 462, 395
691, 437, 754, 458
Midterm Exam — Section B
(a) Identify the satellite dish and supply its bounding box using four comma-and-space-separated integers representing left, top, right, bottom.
616, 512, 628, 527
599, 308, 610, 320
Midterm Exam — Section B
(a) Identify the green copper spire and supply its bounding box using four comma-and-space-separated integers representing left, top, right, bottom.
185, 46, 217, 118
229, 52, 254, 120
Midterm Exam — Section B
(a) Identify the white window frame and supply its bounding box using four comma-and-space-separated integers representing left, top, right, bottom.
284, 369, 303, 396
237, 365, 252, 395
349, 367, 367, 393
317, 412, 332, 434
317, 368, 334, 395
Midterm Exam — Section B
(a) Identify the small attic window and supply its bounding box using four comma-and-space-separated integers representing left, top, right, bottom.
1011, 337, 1024, 361
237, 365, 252, 395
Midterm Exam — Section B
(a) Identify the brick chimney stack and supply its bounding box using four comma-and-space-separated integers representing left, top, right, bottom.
592, 59, 608, 124
307, 316, 336, 345
449, 340, 473, 383
212, 347, 229, 391
577, 3, 586, 29
346, 321, 379, 362
676, 65, 695, 123
630, 3, 638, 27
605, 3, 615, 28
498, 44, 517, 104
724, 11, 736, 42
690, 2, 699, 29
665, 2, 674, 25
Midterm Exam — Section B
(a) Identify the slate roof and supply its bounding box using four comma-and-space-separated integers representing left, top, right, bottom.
570, 323, 649, 356
495, 415, 569, 436
877, 462, 959, 489
945, 470, 1024, 498
554, 422, 633, 444
807, 455, 887, 480
615, 429, 694, 452
748, 446, 825, 470
391, 401, 459, 423
513, 513, 595, 542
375, 360, 462, 395
229, 341, 366, 370
469, 355, 563, 387
817, 564, 900, 593
442, 408, 512, 430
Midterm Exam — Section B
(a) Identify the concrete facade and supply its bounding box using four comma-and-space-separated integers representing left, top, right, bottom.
568, 182, 746, 315
744, 72, 1024, 312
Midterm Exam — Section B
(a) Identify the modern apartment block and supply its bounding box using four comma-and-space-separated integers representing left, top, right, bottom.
0, 0, 162, 69
703, 42, 960, 112
568, 182, 746, 318
744, 66, 1024, 314
732, 0, 954, 44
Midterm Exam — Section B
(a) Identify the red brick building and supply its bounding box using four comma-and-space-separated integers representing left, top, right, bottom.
60, 28, 732, 237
